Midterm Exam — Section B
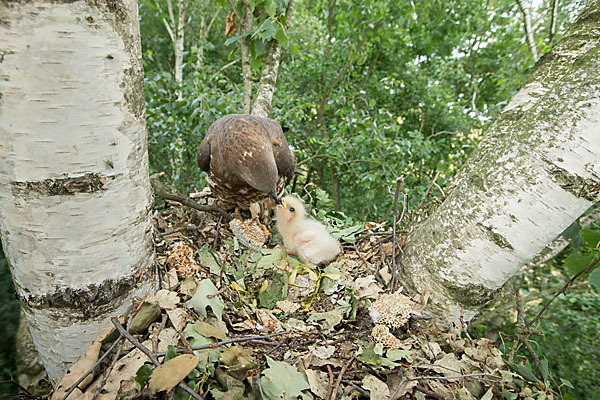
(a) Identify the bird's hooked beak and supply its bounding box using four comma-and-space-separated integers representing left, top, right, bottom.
271, 189, 286, 209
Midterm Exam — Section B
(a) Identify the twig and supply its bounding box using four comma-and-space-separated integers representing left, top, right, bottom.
111, 318, 204, 400
526, 254, 600, 328
409, 373, 501, 383
459, 305, 472, 341
325, 365, 334, 400
0, 379, 38, 399
390, 177, 403, 291
330, 357, 354, 400
418, 171, 440, 209
61, 337, 122, 400
91, 338, 125, 400
353, 243, 370, 270
213, 216, 223, 249
219, 252, 228, 288
210, 59, 239, 81
160, 225, 200, 236
156, 330, 291, 357
256, 372, 265, 400
150, 173, 231, 221
414, 384, 451, 400
264, 335, 289, 356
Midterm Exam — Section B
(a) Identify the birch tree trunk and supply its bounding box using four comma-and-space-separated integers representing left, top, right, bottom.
516, 0, 539, 62
0, 0, 155, 382
251, 0, 294, 118
399, 0, 600, 328
174, 0, 189, 84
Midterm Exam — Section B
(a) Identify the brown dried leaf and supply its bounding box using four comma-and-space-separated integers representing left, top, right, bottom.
85, 340, 155, 400
305, 369, 329, 399
256, 308, 285, 332
362, 374, 390, 400
148, 289, 180, 310
51, 322, 118, 400
149, 354, 200, 393
225, 11, 237, 36
194, 321, 226, 340
166, 308, 188, 332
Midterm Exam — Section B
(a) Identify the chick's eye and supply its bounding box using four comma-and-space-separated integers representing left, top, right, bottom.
289, 207, 295, 212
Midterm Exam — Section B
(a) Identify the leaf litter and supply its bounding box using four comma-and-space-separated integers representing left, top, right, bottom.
44, 204, 545, 400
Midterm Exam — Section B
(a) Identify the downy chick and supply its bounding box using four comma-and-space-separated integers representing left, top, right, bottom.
275, 196, 341, 265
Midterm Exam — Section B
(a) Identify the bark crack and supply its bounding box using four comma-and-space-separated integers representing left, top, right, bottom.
17, 264, 155, 320
11, 173, 116, 196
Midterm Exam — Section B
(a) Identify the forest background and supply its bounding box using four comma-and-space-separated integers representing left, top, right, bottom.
0, 0, 598, 398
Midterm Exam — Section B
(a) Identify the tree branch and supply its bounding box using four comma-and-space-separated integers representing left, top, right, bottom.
150, 173, 231, 221
526, 254, 600, 328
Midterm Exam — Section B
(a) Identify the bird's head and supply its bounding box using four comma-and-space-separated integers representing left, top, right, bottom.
274, 195, 305, 224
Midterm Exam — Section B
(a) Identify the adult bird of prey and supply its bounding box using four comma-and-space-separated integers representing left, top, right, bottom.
197, 114, 296, 248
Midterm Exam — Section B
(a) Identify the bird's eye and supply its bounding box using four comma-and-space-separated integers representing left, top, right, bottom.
289, 207, 295, 212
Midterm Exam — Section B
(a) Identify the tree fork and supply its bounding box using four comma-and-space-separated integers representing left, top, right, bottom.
399, 0, 600, 328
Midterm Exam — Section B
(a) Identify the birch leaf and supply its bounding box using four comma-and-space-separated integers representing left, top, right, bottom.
148, 354, 200, 393
185, 279, 224, 321
361, 374, 390, 400
260, 356, 309, 399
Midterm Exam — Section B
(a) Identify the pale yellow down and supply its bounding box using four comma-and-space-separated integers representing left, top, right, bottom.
274, 196, 341, 265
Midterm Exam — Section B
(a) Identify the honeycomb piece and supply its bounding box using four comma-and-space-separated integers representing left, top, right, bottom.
230, 219, 266, 250
368, 292, 414, 329
371, 324, 403, 349
166, 243, 199, 279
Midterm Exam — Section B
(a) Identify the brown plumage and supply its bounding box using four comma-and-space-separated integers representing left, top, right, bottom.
275, 196, 341, 265
197, 114, 295, 210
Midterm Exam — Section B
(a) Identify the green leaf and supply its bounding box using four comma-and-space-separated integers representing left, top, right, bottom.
502, 390, 518, 400
182, 323, 220, 375
560, 378, 574, 389
564, 253, 596, 275
330, 222, 364, 243
580, 229, 600, 249
590, 267, 600, 291
356, 342, 399, 369
264, 0, 277, 17
260, 356, 309, 399
129, 302, 161, 333
196, 245, 222, 276
507, 362, 539, 383
255, 19, 278, 41
224, 30, 252, 46
134, 364, 154, 390
164, 345, 178, 362
539, 357, 549, 383
258, 273, 288, 308
275, 25, 289, 49
185, 279, 225, 321
320, 266, 345, 294
481, 388, 494, 400
386, 348, 414, 363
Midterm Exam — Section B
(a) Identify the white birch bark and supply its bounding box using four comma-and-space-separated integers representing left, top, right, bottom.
174, 0, 189, 84
400, 0, 600, 328
251, 0, 294, 118
0, 0, 155, 382
251, 43, 282, 118
516, 0, 539, 62
240, 0, 253, 114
